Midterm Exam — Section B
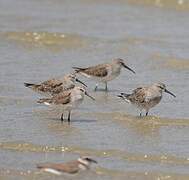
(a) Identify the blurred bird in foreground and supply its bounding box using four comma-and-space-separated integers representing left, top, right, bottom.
37, 156, 97, 175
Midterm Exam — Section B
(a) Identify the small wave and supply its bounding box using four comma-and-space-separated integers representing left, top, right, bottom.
164, 58, 189, 70
84, 0, 189, 10
152, 54, 189, 70
2, 31, 89, 50
127, 0, 189, 10
1, 141, 189, 166
0, 167, 189, 180
85, 111, 189, 126
96, 167, 189, 180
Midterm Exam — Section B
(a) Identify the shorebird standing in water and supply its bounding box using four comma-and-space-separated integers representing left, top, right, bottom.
37, 86, 95, 123
37, 156, 97, 175
24, 73, 87, 96
118, 82, 176, 116
73, 58, 135, 91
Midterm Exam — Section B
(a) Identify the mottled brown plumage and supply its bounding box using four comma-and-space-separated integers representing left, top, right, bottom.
51, 84, 74, 96
74, 64, 108, 77
128, 87, 146, 103
24, 73, 86, 96
37, 86, 95, 122
118, 83, 176, 116
73, 58, 135, 91
37, 90, 71, 105
35, 79, 63, 92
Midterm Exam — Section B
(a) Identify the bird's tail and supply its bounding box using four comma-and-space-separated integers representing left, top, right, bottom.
117, 93, 131, 103
24, 83, 40, 89
37, 98, 52, 105
72, 67, 86, 73
36, 163, 52, 169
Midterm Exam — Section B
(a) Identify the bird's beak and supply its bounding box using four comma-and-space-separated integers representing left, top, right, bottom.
117, 94, 123, 98
165, 89, 176, 97
90, 159, 98, 164
75, 78, 87, 87
121, 62, 135, 74
85, 92, 95, 100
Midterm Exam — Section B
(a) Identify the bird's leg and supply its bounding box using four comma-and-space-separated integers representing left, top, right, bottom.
105, 82, 108, 91
140, 112, 142, 117
145, 111, 149, 116
68, 111, 71, 124
61, 113, 64, 122
94, 84, 98, 91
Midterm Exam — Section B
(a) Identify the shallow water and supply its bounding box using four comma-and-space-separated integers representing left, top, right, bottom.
0, 0, 189, 179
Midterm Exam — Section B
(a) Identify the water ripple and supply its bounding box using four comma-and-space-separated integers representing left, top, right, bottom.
0, 141, 189, 166
1, 31, 89, 51
1, 167, 189, 180
152, 54, 189, 70
127, 0, 189, 10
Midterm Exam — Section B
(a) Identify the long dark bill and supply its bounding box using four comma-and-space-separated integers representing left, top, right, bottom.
76, 78, 87, 87
89, 158, 98, 164
117, 94, 123, 98
165, 89, 176, 97
122, 62, 135, 74
85, 92, 95, 100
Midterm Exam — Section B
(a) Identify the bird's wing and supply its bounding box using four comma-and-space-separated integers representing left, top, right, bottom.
78, 64, 108, 77
41, 78, 63, 89
130, 87, 147, 103
58, 161, 80, 173
33, 78, 63, 93
132, 87, 143, 94
51, 84, 75, 95
37, 161, 79, 174
51, 90, 71, 105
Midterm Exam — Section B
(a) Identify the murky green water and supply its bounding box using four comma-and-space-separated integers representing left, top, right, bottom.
0, 0, 189, 179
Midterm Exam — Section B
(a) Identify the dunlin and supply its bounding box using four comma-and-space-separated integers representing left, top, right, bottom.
37, 86, 95, 122
37, 156, 97, 175
73, 58, 135, 91
118, 82, 176, 116
24, 73, 87, 96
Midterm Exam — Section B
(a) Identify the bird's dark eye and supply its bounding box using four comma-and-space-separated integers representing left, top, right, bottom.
158, 86, 164, 89
80, 88, 84, 92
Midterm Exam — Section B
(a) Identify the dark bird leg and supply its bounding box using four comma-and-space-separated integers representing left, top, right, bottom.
140, 112, 142, 117
105, 82, 108, 91
68, 111, 71, 124
94, 84, 98, 91
145, 111, 149, 116
61, 113, 64, 122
